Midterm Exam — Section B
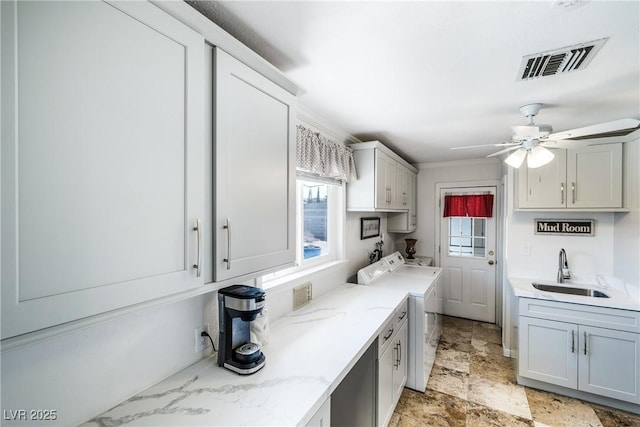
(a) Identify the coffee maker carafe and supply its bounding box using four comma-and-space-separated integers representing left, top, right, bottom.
218, 285, 266, 375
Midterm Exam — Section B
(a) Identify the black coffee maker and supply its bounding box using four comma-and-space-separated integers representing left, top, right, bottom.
218, 285, 266, 375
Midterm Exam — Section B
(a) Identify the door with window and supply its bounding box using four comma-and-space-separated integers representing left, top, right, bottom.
439, 187, 496, 323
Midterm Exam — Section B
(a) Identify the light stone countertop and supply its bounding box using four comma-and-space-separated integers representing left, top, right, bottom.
83, 283, 409, 427
509, 276, 640, 312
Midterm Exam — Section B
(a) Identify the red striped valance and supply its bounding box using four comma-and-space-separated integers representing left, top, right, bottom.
443, 194, 494, 217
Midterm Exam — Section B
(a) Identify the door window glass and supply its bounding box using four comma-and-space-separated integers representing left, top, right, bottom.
448, 217, 486, 257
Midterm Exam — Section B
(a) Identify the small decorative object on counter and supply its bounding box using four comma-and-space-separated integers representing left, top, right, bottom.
404, 239, 417, 259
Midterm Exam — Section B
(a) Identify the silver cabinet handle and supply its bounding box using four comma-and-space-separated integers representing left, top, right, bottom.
398, 340, 401, 367
223, 218, 231, 270
393, 344, 399, 368
584, 331, 588, 356
383, 327, 394, 341
561, 182, 565, 204
571, 182, 576, 204
193, 219, 202, 277
398, 311, 407, 321
571, 330, 575, 353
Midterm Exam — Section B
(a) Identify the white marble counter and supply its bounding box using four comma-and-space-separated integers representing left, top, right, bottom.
83, 283, 409, 426
509, 276, 640, 312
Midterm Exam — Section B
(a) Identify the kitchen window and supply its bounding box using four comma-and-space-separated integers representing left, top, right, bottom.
261, 177, 344, 287
297, 177, 342, 266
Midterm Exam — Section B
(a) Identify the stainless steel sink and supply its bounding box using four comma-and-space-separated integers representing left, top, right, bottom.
532, 283, 610, 298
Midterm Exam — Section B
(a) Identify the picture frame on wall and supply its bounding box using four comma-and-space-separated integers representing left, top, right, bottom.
361, 217, 380, 240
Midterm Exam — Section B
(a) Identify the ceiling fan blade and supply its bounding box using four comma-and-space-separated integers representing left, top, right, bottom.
487, 146, 521, 157
547, 118, 640, 141
451, 142, 518, 150
540, 140, 573, 149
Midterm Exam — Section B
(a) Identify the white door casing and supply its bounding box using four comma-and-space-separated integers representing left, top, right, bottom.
438, 186, 497, 323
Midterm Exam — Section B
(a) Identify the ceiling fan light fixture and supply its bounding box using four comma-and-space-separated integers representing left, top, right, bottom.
504, 148, 527, 168
527, 146, 555, 168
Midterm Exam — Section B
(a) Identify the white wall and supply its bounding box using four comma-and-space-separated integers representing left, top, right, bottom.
409, 158, 503, 259
1, 295, 211, 426
260, 212, 395, 321
614, 139, 640, 285
506, 209, 615, 282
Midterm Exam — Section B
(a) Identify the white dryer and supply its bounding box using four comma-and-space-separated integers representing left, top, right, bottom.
358, 252, 443, 392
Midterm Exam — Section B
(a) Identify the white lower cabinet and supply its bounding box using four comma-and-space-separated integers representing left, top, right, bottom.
306, 397, 330, 427
519, 300, 640, 404
377, 302, 408, 427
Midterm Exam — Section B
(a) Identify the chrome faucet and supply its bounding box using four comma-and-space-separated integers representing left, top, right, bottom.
557, 248, 571, 283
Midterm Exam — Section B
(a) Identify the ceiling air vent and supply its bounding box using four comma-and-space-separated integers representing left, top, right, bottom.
518, 38, 608, 81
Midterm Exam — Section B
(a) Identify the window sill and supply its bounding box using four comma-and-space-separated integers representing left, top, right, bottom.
261, 259, 348, 290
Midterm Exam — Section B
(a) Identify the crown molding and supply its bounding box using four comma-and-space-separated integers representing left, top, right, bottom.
417, 157, 501, 170
297, 104, 362, 145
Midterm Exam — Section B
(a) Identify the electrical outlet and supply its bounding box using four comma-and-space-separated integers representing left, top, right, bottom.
293, 282, 312, 310
194, 325, 207, 354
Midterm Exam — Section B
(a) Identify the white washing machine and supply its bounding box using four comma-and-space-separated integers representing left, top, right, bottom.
358, 252, 443, 392
383, 252, 443, 340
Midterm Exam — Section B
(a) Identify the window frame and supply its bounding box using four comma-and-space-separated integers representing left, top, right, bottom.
260, 176, 345, 286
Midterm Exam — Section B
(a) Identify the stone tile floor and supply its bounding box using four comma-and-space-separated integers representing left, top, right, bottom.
390, 315, 640, 427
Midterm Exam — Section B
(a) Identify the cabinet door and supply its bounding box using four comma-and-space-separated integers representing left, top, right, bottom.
567, 144, 622, 208
410, 173, 418, 229
377, 342, 394, 427
394, 165, 409, 209
375, 150, 396, 208
214, 49, 296, 281
518, 317, 578, 388
1, 0, 204, 338
518, 149, 567, 208
578, 325, 640, 403
306, 397, 330, 427
393, 322, 409, 403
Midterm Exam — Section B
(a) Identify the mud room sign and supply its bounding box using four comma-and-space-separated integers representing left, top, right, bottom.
534, 219, 595, 236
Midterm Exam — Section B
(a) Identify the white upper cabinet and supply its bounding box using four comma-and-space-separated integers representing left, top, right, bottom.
388, 167, 417, 233
1, 1, 205, 338
213, 48, 296, 282
347, 141, 417, 213
517, 144, 623, 210
518, 150, 568, 209
375, 150, 398, 209
567, 144, 623, 208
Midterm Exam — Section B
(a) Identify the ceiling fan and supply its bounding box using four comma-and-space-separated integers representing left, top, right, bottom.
453, 103, 640, 168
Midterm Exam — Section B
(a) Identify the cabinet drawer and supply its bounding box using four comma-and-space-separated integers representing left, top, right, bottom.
379, 299, 408, 355
519, 298, 640, 333
394, 299, 409, 329
379, 317, 396, 355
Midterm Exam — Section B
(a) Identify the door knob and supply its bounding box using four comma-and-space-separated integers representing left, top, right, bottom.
488, 260, 495, 265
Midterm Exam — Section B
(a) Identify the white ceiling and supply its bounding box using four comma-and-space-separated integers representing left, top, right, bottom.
187, 0, 640, 164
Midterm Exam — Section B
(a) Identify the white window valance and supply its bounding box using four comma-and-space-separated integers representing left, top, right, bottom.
296, 125, 357, 183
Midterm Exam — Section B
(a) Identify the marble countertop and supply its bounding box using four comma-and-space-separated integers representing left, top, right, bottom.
84, 283, 409, 426
509, 276, 640, 312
